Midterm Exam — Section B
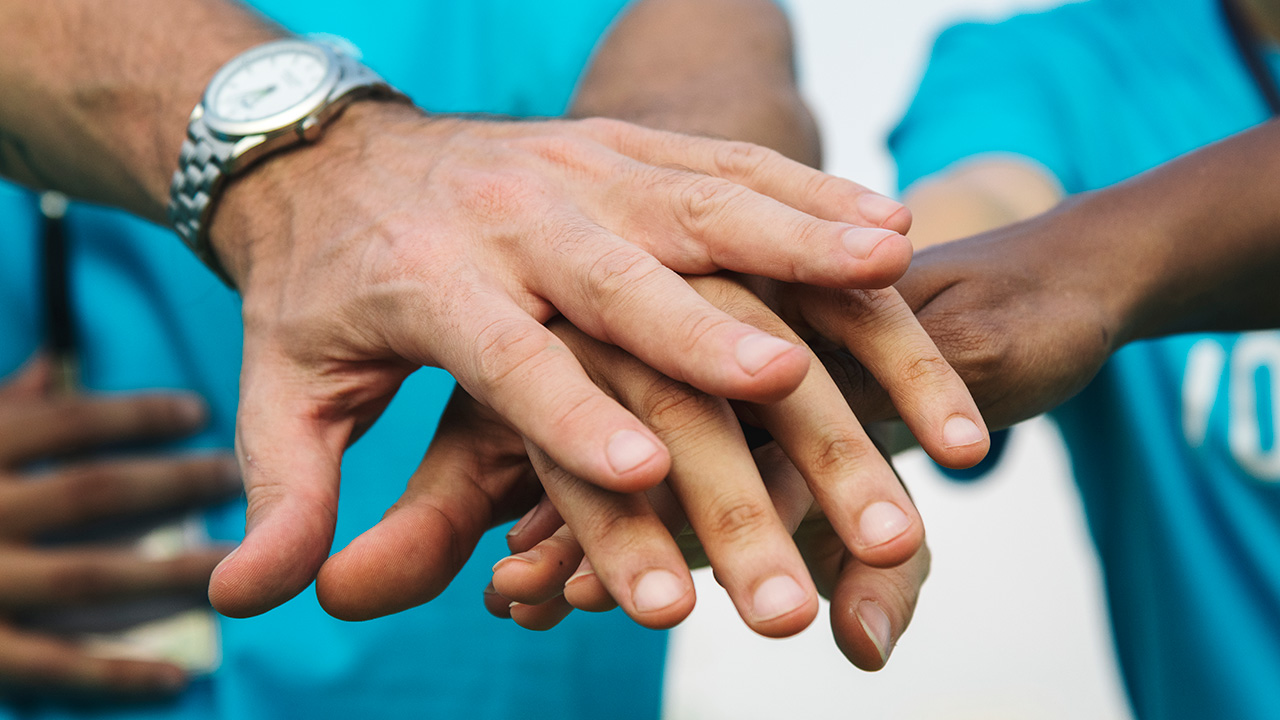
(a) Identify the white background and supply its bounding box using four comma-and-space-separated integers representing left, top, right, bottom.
664, 1, 1134, 718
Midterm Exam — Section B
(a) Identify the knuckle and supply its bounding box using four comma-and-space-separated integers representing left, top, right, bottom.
472, 319, 558, 394
585, 245, 665, 306
520, 134, 601, 175
803, 171, 854, 204
546, 389, 615, 437
574, 116, 632, 144
896, 353, 955, 389
678, 176, 747, 235
637, 378, 720, 435
809, 425, 875, 476
672, 310, 736, 358
703, 495, 774, 545
710, 140, 775, 179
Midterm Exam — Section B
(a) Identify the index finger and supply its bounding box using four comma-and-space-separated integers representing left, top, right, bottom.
582, 119, 913, 233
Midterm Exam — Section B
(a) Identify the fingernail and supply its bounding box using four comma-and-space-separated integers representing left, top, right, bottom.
750, 575, 808, 623
858, 501, 911, 548
492, 550, 541, 574
856, 194, 906, 227
177, 396, 208, 427
735, 333, 797, 376
632, 570, 686, 613
566, 565, 597, 587
607, 430, 660, 475
857, 600, 894, 664
843, 228, 895, 260
942, 415, 985, 448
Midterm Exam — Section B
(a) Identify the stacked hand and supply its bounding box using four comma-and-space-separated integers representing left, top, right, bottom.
0, 357, 238, 698
312, 274, 986, 669
205, 104, 930, 618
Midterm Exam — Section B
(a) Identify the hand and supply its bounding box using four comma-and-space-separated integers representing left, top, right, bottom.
0, 357, 239, 699
765, 204, 1122, 430
205, 101, 918, 617
311, 274, 982, 651
490, 443, 931, 671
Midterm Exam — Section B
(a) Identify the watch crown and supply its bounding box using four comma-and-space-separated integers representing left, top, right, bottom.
299, 115, 322, 141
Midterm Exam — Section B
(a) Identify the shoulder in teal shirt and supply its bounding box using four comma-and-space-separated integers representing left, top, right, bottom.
891, 1, 1280, 717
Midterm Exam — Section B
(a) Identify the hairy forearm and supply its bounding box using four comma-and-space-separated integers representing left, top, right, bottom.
1077, 120, 1280, 343
569, 0, 820, 166
0, 0, 281, 221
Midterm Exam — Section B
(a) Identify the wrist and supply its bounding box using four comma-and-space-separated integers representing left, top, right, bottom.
208, 99, 433, 291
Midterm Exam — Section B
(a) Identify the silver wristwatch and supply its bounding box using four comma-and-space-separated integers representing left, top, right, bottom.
167, 38, 408, 286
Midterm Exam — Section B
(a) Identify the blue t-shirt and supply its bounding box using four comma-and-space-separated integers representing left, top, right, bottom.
891, 0, 1280, 717
0, 2, 669, 719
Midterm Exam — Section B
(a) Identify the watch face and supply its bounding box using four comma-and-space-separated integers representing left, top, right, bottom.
203, 40, 337, 136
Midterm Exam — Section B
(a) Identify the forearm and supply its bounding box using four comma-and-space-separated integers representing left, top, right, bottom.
1080, 120, 1280, 343
569, 0, 820, 166
0, 0, 281, 222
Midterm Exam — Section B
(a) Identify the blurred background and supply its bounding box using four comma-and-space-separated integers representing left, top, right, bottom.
663, 0, 1133, 717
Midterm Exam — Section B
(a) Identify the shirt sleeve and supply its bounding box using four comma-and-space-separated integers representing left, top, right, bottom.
0, 185, 41, 379
888, 17, 1081, 194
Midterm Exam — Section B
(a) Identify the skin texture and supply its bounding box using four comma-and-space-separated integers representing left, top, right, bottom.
0, 0, 923, 619
794, 121, 1280, 435
0, 357, 239, 699
316, 274, 972, 671
314, 0, 983, 668
484, 113, 1280, 664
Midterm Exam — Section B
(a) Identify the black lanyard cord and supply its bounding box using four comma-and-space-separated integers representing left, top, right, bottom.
39, 191, 77, 391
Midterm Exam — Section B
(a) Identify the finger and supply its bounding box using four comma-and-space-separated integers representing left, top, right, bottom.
483, 582, 513, 619
829, 544, 931, 671
508, 595, 575, 632
315, 388, 538, 621
690, 276, 925, 569
492, 523, 584, 606
794, 286, 990, 470
1, 454, 241, 539
505, 495, 563, 555
627, 168, 911, 288
405, 292, 671, 494
0, 393, 207, 468
0, 547, 229, 610
528, 442, 695, 631
754, 442, 817, 535
521, 223, 811, 404
0, 624, 186, 698
553, 323, 818, 638
562, 557, 618, 613
585, 117, 913, 241
208, 354, 347, 619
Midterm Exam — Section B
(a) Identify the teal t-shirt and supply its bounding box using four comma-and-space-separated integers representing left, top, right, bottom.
891, 0, 1280, 717
0, 2, 669, 719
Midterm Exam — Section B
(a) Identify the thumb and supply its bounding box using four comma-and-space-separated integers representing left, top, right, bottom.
829, 544, 930, 671
208, 358, 349, 618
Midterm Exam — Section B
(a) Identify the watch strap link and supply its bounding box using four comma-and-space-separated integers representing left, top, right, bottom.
169, 122, 237, 286
167, 43, 406, 289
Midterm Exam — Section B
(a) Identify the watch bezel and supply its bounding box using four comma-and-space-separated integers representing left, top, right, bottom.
201, 39, 340, 139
